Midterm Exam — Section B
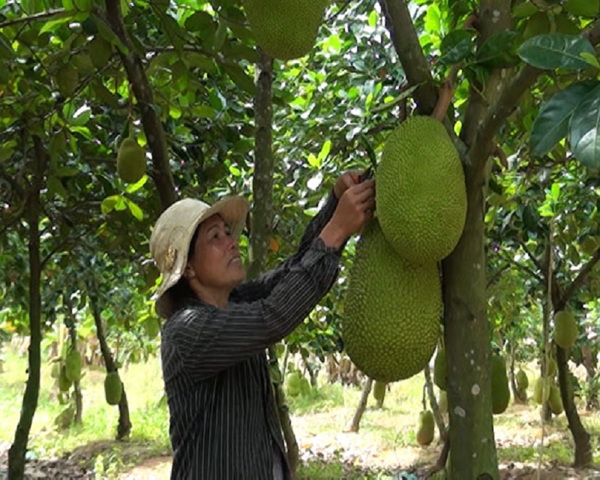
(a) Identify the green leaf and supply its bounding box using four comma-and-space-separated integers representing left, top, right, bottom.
125, 198, 144, 221
194, 105, 218, 118
512, 1, 538, 18
47, 176, 68, 199
101, 195, 120, 214
517, 34, 595, 70
184, 11, 214, 32
307, 153, 320, 168
0, 140, 17, 162
39, 11, 76, 34
223, 63, 256, 96
125, 175, 148, 193
91, 13, 129, 55
0, 33, 14, 59
368, 10, 378, 28
570, 87, 600, 170
440, 29, 474, 64
530, 81, 598, 157
229, 165, 241, 176
55, 166, 79, 177
564, 0, 600, 17
579, 52, 600, 69
317, 140, 331, 162
475, 31, 520, 67
62, 103, 91, 126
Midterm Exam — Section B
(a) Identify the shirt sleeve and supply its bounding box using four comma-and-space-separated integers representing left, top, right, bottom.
164, 237, 341, 382
230, 191, 340, 302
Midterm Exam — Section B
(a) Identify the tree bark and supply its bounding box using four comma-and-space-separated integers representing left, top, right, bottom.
346, 377, 373, 433
103, 0, 177, 209
442, 161, 499, 479
8, 136, 47, 480
88, 289, 132, 439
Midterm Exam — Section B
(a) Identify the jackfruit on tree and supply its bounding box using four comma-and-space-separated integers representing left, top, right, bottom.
533, 377, 550, 404
516, 368, 529, 391
553, 310, 578, 348
65, 350, 82, 382
376, 116, 467, 264
117, 137, 146, 184
548, 385, 564, 415
104, 371, 123, 406
416, 410, 435, 446
286, 371, 302, 397
433, 346, 446, 391
373, 381, 387, 404
241, 0, 329, 61
547, 357, 557, 377
343, 220, 442, 382
438, 390, 448, 414
491, 354, 510, 414
58, 364, 72, 392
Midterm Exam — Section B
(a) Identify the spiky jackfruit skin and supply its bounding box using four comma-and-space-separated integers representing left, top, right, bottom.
343, 220, 442, 382
241, 0, 329, 61
376, 116, 467, 264
553, 310, 578, 348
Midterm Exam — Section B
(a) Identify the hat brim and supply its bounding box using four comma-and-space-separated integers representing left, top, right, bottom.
154, 195, 249, 305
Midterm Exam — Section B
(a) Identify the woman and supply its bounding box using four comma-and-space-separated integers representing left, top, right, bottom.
149, 171, 375, 479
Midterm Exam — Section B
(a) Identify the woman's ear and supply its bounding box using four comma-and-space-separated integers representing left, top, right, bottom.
184, 264, 195, 279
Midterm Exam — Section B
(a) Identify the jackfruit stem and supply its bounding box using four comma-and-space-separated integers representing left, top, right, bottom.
431, 80, 454, 121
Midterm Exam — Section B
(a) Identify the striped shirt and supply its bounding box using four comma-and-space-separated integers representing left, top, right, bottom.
160, 194, 342, 479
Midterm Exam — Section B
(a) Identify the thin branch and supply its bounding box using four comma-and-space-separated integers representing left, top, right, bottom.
0, 9, 69, 29
518, 238, 544, 273
557, 248, 600, 310
499, 252, 544, 284
486, 263, 510, 289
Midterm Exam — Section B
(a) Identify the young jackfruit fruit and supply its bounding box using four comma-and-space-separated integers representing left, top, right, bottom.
241, 0, 329, 61
438, 390, 448, 414
433, 347, 447, 391
117, 137, 146, 184
516, 368, 529, 391
65, 350, 82, 382
416, 410, 435, 446
376, 116, 467, 265
58, 364, 72, 392
553, 310, 578, 348
104, 371, 123, 405
533, 377, 551, 404
286, 371, 302, 397
491, 354, 510, 414
547, 357, 557, 377
548, 385, 564, 415
373, 381, 387, 404
343, 220, 442, 382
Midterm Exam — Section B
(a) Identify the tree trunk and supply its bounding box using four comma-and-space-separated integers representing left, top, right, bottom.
581, 346, 599, 410
88, 290, 132, 439
346, 377, 373, 433
556, 345, 592, 466
425, 364, 447, 441
8, 136, 47, 480
300, 350, 318, 388
442, 162, 499, 479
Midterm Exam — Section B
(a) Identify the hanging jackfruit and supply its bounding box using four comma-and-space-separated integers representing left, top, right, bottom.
548, 385, 564, 415
343, 220, 442, 382
373, 381, 387, 404
516, 368, 529, 391
554, 311, 578, 348
533, 377, 551, 404
65, 350, 82, 382
433, 346, 447, 391
416, 410, 435, 446
491, 354, 510, 414
117, 137, 146, 184
104, 371, 123, 405
241, 0, 329, 61
376, 116, 467, 264
286, 371, 302, 397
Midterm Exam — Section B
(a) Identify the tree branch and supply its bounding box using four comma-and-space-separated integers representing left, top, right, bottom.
101, 3, 177, 210
556, 248, 600, 311
518, 238, 544, 273
0, 9, 69, 29
378, 0, 438, 115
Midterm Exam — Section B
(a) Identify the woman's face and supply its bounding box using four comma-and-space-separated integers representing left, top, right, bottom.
187, 214, 246, 290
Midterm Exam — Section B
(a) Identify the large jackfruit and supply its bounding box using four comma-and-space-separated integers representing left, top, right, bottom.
241, 0, 329, 61
491, 354, 510, 414
65, 350, 82, 382
553, 311, 578, 348
376, 116, 467, 264
343, 220, 442, 382
516, 369, 529, 391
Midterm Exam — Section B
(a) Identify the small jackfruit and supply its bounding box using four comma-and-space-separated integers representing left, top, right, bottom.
241, 0, 329, 61
376, 116, 467, 264
373, 381, 387, 403
547, 357, 557, 377
433, 347, 446, 391
343, 220, 442, 382
117, 137, 146, 184
104, 371, 123, 405
516, 369, 529, 391
533, 377, 550, 404
438, 390, 448, 414
58, 365, 72, 392
65, 350, 82, 382
286, 371, 302, 397
554, 311, 578, 348
548, 385, 564, 415
491, 354, 510, 414
416, 410, 435, 446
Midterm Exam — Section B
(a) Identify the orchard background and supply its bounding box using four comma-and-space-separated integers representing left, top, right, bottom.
0, 0, 599, 478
